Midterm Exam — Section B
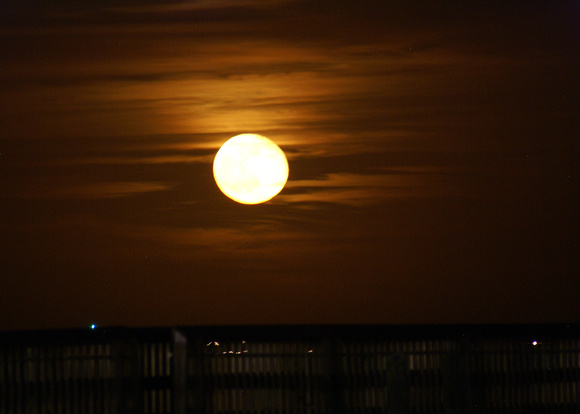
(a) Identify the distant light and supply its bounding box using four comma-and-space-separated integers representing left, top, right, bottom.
532, 340, 538, 346
90, 324, 97, 330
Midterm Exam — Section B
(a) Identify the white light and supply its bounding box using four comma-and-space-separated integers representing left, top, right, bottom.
90, 324, 97, 330
532, 340, 538, 346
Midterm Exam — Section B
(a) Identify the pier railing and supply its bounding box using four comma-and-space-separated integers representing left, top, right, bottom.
1, 324, 578, 413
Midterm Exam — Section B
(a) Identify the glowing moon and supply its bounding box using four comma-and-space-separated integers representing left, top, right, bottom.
213, 133, 289, 204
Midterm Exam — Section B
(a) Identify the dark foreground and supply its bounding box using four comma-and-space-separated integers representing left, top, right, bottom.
1, 324, 579, 413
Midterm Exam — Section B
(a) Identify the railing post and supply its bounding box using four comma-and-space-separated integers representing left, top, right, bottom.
189, 335, 206, 414
323, 337, 344, 414
172, 329, 188, 414
386, 353, 410, 414
442, 336, 474, 414
112, 329, 141, 414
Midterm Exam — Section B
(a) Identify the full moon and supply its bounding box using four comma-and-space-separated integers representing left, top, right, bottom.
213, 133, 289, 204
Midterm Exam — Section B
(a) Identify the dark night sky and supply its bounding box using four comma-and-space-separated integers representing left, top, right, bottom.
0, 1, 578, 331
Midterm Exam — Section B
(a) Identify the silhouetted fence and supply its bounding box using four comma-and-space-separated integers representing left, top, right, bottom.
1, 325, 578, 413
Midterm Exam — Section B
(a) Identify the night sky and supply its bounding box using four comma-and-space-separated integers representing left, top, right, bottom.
1, 1, 578, 331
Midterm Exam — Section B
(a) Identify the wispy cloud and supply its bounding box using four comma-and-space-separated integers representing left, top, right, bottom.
3, 181, 172, 200
280, 170, 456, 206
63, 182, 172, 199
106, 0, 299, 14
66, 154, 214, 166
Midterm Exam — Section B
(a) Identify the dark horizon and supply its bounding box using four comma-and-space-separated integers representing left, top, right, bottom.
1, 0, 578, 331
3, 321, 579, 338
2, 323, 579, 413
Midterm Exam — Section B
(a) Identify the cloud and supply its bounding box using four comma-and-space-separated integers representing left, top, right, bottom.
3, 181, 172, 200
67, 154, 214, 166
63, 182, 172, 199
6, 0, 554, 150
106, 0, 299, 14
280, 170, 455, 206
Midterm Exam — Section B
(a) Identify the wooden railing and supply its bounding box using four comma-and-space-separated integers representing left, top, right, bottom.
1, 324, 578, 413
